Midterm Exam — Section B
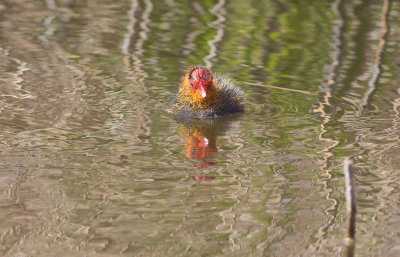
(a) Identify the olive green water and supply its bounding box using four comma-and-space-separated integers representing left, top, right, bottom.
1, 0, 400, 256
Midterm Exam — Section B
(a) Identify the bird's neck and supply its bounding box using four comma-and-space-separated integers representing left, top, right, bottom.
177, 76, 217, 109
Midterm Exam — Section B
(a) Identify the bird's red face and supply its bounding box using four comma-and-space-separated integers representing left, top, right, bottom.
188, 67, 214, 99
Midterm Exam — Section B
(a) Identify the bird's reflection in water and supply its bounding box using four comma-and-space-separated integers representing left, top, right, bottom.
177, 116, 240, 180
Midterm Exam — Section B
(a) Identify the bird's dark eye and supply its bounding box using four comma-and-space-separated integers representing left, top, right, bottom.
190, 83, 194, 88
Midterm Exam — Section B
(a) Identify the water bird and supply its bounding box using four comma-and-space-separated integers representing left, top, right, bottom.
169, 66, 244, 118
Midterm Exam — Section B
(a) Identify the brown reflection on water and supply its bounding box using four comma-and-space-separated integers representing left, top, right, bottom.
310, 0, 398, 256
361, 0, 391, 109
311, 0, 345, 244
181, 2, 204, 59
354, 1, 400, 254
203, 0, 226, 68
122, 0, 153, 146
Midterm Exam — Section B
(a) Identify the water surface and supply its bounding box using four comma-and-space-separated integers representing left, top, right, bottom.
1, 0, 400, 256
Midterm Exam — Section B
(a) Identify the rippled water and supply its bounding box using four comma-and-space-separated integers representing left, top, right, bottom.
1, 0, 400, 256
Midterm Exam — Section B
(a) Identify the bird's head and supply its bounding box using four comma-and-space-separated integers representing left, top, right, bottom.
187, 66, 214, 99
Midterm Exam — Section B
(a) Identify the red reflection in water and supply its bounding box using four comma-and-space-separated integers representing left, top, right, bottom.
185, 133, 218, 169
186, 136, 217, 160
178, 118, 235, 172
194, 161, 217, 168
192, 175, 216, 181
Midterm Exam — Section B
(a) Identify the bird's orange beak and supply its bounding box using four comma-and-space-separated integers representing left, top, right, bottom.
196, 83, 207, 98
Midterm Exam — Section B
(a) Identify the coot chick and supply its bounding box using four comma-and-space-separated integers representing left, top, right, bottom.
169, 66, 244, 119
